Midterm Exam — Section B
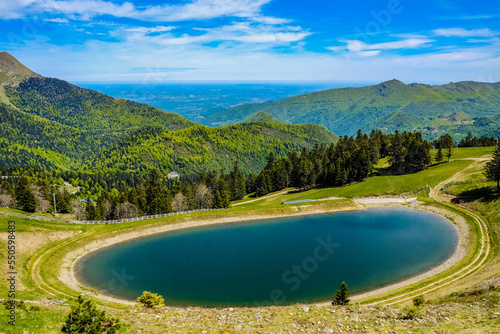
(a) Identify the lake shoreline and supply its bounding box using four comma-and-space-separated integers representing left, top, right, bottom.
60, 202, 467, 307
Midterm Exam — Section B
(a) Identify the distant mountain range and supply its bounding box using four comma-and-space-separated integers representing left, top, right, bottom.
0, 52, 336, 175
203, 79, 500, 140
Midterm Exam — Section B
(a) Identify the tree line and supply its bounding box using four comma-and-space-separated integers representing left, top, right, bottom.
2, 131, 499, 218
252, 130, 433, 197
459, 132, 498, 147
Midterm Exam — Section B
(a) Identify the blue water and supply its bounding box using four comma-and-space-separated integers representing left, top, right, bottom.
76, 82, 370, 122
76, 207, 457, 307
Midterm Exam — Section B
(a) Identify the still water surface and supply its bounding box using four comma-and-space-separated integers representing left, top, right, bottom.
76, 207, 457, 306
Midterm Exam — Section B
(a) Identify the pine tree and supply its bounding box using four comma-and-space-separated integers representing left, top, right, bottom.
85, 199, 97, 220
332, 281, 350, 306
62, 296, 120, 334
246, 173, 257, 194
213, 190, 224, 209
435, 147, 444, 163
221, 189, 231, 208
230, 160, 246, 201
389, 131, 406, 174
485, 143, 500, 191
255, 170, 272, 197
14, 175, 37, 213
146, 169, 168, 214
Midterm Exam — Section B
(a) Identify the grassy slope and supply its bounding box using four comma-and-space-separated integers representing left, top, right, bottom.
0, 147, 498, 333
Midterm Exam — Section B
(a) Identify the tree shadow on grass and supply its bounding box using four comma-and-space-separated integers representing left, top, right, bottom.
451, 186, 500, 205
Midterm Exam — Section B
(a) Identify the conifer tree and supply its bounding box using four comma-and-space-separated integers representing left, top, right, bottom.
485, 143, 500, 191
332, 281, 350, 306
14, 175, 37, 212
255, 170, 272, 196
85, 199, 97, 220
62, 296, 120, 334
213, 190, 224, 209
146, 169, 170, 214
435, 147, 444, 163
246, 173, 257, 194
230, 160, 246, 201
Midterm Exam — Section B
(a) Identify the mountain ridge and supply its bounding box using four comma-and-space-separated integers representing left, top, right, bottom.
203, 79, 500, 140
0, 51, 41, 86
0, 52, 338, 175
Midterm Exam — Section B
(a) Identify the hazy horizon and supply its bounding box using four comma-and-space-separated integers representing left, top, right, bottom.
0, 0, 498, 83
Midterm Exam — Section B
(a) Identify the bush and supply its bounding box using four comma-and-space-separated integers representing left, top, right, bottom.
137, 291, 165, 309
61, 296, 120, 334
401, 305, 421, 320
29, 305, 42, 312
413, 295, 425, 307
3, 299, 27, 311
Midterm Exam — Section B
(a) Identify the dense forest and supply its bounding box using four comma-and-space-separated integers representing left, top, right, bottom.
5, 76, 196, 131
252, 130, 432, 196
2, 130, 484, 221
0, 100, 337, 175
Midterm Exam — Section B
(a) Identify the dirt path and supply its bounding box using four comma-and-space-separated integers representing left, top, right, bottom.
232, 189, 290, 206
429, 158, 484, 201
367, 158, 492, 306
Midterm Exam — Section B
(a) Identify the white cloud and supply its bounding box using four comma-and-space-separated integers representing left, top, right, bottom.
9, 35, 500, 84
433, 28, 498, 38
251, 15, 291, 24
124, 26, 177, 34
357, 50, 381, 57
344, 38, 434, 51
44, 17, 69, 23
327, 38, 433, 57
116, 21, 310, 45
0, 0, 273, 21
0, 0, 37, 19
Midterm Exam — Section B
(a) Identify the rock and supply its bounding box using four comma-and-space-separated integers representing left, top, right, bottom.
235, 324, 242, 331
303, 306, 310, 313
324, 327, 334, 333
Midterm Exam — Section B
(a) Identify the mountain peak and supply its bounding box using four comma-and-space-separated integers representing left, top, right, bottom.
0, 51, 40, 86
244, 111, 284, 124
380, 79, 405, 86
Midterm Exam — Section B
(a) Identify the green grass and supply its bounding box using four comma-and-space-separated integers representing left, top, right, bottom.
0, 145, 498, 333
237, 159, 473, 208
0, 305, 67, 334
430, 146, 494, 160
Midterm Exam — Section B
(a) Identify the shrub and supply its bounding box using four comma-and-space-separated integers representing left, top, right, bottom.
3, 299, 27, 311
401, 305, 421, 320
137, 291, 165, 309
61, 296, 120, 334
413, 295, 425, 307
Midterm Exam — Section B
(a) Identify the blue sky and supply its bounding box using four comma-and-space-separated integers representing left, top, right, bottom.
0, 0, 499, 83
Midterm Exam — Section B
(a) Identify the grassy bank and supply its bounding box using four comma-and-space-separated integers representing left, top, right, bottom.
0, 146, 498, 333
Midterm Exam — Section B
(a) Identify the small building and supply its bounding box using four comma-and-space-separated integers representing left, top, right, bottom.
167, 171, 180, 179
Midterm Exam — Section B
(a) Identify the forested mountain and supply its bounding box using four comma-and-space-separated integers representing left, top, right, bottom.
88, 123, 337, 175
244, 111, 284, 124
4, 77, 197, 131
0, 52, 337, 176
204, 79, 500, 140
